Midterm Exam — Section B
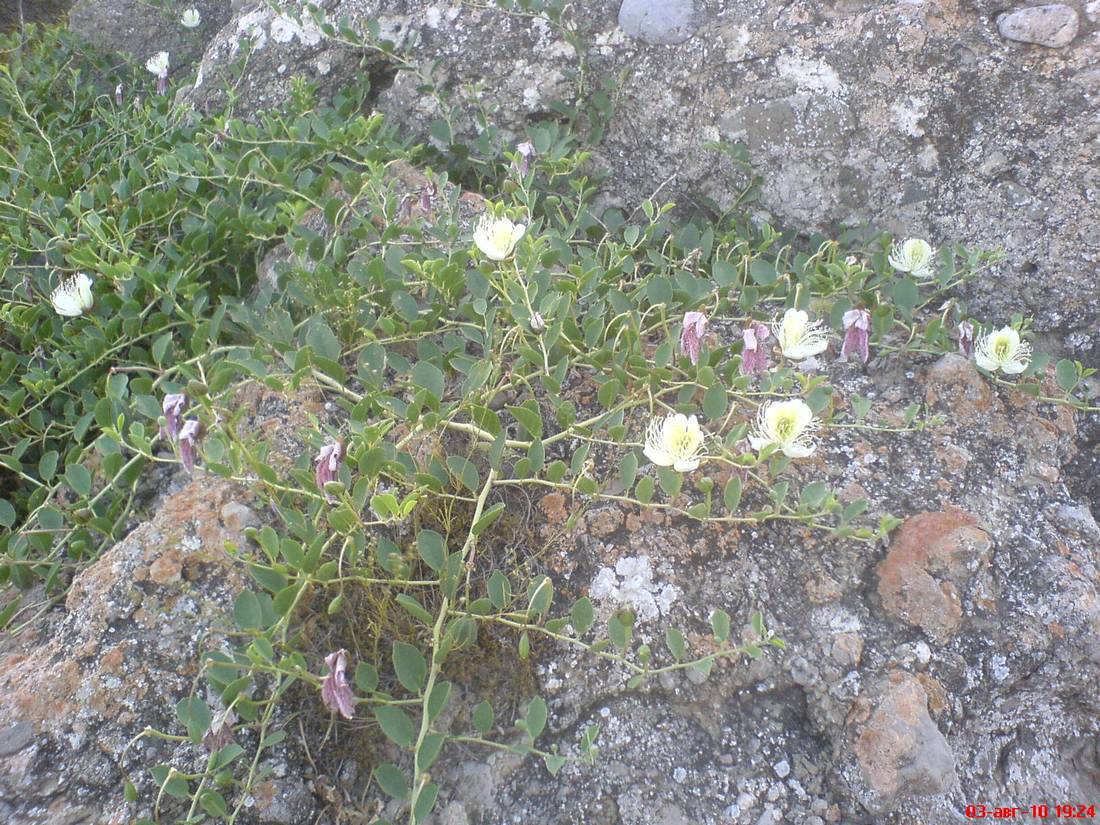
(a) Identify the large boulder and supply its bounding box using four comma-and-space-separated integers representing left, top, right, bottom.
180, 0, 1099, 359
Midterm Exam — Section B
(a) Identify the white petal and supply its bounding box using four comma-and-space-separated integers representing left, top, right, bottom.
644, 444, 673, 467
974, 351, 997, 371
782, 442, 815, 458
673, 457, 700, 472
748, 435, 768, 451
1001, 359, 1028, 374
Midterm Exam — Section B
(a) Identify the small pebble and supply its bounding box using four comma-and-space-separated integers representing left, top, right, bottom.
673, 766, 687, 783
774, 759, 791, 778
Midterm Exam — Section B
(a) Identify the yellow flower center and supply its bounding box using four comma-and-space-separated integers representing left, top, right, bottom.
774, 414, 795, 441
994, 338, 1010, 360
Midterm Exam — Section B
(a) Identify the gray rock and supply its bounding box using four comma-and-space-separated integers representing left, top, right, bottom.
69, 0, 231, 70
774, 759, 791, 778
997, 5, 1079, 48
617, 0, 699, 45
179, 0, 1100, 361
0, 722, 33, 757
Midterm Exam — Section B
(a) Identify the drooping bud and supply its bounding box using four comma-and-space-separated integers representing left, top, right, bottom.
530, 312, 547, 334
320, 649, 355, 719
679, 311, 708, 366
160, 393, 187, 441
740, 321, 771, 376
515, 141, 537, 175
178, 419, 202, 474
840, 308, 872, 364
958, 320, 974, 359
315, 441, 345, 502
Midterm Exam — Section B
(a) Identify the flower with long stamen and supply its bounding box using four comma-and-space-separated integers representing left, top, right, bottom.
473, 213, 525, 261
774, 308, 829, 361
145, 51, 169, 95
643, 413, 705, 473
315, 441, 345, 501
680, 311, 708, 366
740, 321, 771, 376
749, 399, 819, 458
974, 325, 1031, 374
841, 308, 872, 364
321, 649, 355, 719
888, 238, 935, 279
178, 419, 202, 473
958, 320, 974, 359
160, 393, 187, 441
50, 273, 94, 317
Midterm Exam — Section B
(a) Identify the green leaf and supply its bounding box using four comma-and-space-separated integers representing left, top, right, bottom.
0, 499, 15, 529
175, 696, 212, 743
799, 481, 829, 509
544, 754, 568, 775
416, 530, 446, 571
413, 782, 439, 823
411, 361, 445, 404
486, 571, 511, 610
373, 763, 408, 799
446, 455, 479, 492
710, 609, 731, 643
570, 597, 594, 636
712, 259, 739, 287
635, 475, 655, 504
657, 466, 682, 496
374, 706, 415, 748
392, 641, 427, 694
892, 278, 918, 320
507, 403, 543, 439
199, 790, 228, 818
608, 614, 630, 650
473, 700, 494, 734
472, 501, 505, 535
749, 258, 778, 285
395, 593, 434, 625
665, 627, 687, 660
417, 732, 446, 772
618, 453, 638, 491
1055, 358, 1078, 393
525, 696, 548, 740
233, 591, 263, 630
723, 476, 743, 511
702, 383, 728, 419
305, 321, 341, 361
65, 464, 92, 497
355, 662, 379, 693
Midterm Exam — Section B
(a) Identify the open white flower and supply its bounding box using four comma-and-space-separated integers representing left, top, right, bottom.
145, 51, 169, 78
888, 238, 935, 279
643, 413, 705, 473
749, 399, 818, 458
473, 214, 525, 261
774, 308, 829, 360
50, 273, 94, 317
974, 325, 1031, 374
181, 8, 202, 28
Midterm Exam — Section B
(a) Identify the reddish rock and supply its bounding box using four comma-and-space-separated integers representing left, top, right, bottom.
877, 510, 992, 643
852, 671, 957, 806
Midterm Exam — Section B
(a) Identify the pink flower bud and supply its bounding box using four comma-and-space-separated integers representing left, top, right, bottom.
515, 141, 537, 175
740, 321, 771, 376
178, 419, 202, 474
958, 320, 974, 358
841, 308, 872, 364
202, 708, 237, 752
315, 441, 345, 502
680, 311, 708, 366
157, 74, 168, 96
321, 649, 355, 719
160, 393, 187, 441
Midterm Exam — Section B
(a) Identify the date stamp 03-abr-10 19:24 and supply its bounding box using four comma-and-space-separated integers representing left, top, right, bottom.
965, 805, 1097, 819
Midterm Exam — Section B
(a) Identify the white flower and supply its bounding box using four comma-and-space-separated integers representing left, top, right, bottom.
643, 413, 705, 473
774, 308, 829, 360
181, 8, 201, 28
50, 273, 94, 317
145, 51, 169, 78
888, 238, 935, 279
473, 213, 525, 261
749, 399, 818, 458
974, 325, 1031, 374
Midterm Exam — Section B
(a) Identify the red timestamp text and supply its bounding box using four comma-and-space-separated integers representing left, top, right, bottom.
965, 805, 1097, 819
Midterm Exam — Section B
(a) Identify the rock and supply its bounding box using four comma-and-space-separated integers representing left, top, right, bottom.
69, 0, 231, 72
0, 0, 74, 31
176, 0, 1099, 360
997, 5, 1079, 48
774, 759, 791, 778
877, 510, 993, 642
852, 672, 957, 808
617, 0, 699, 45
